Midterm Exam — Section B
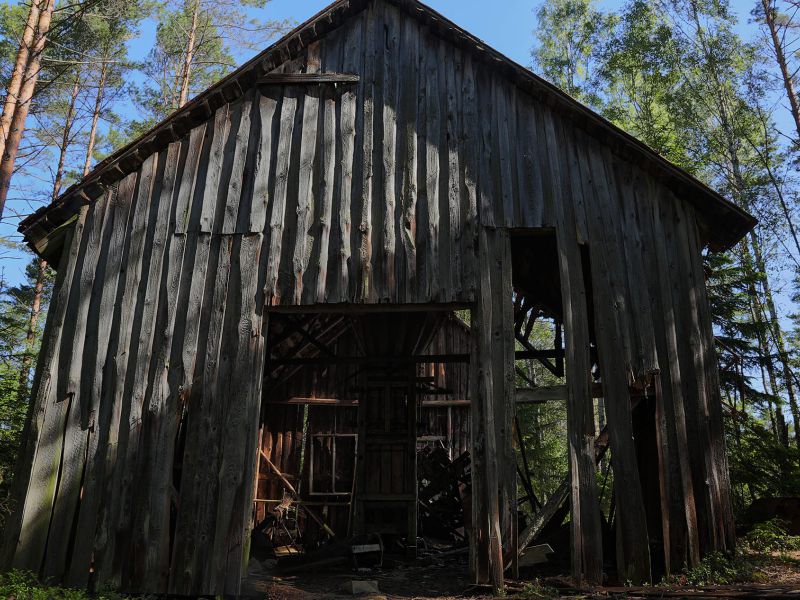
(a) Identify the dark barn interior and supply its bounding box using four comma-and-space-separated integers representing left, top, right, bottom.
255, 311, 473, 556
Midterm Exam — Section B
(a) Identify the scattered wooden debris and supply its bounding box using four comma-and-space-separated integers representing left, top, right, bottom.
417, 447, 471, 543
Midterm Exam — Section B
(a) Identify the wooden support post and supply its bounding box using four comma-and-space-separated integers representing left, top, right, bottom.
549, 118, 603, 585
469, 227, 512, 594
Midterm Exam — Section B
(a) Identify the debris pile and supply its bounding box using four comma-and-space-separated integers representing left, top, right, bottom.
417, 447, 471, 544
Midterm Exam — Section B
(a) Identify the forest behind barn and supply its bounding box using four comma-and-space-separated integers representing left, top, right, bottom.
0, 0, 799, 597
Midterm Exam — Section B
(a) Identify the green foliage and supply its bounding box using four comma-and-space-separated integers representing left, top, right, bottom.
683, 552, 754, 586
743, 519, 800, 553
726, 414, 800, 510
0, 570, 135, 599
515, 318, 569, 517
531, 0, 615, 105
519, 578, 559, 599
133, 0, 290, 125
598, 0, 696, 171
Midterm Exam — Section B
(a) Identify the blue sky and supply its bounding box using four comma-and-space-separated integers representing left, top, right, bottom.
0, 0, 774, 287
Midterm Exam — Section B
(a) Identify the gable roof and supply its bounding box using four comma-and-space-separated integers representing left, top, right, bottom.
19, 0, 756, 261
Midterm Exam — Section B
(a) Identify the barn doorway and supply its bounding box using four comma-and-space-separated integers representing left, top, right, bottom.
247, 307, 475, 588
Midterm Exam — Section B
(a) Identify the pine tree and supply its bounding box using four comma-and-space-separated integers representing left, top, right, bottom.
0, 256, 53, 494
132, 0, 289, 129
752, 0, 800, 154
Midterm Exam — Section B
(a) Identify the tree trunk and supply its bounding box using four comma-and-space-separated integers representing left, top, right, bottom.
742, 242, 788, 446
53, 75, 81, 200
760, 0, 800, 146
687, 0, 800, 450
750, 232, 800, 450
0, 0, 41, 160
178, 0, 200, 109
0, 0, 56, 220
83, 57, 108, 176
17, 258, 47, 402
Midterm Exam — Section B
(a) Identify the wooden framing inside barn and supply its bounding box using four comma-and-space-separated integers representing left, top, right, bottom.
2, 0, 755, 596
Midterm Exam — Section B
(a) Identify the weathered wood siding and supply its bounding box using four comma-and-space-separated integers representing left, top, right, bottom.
4, 0, 733, 594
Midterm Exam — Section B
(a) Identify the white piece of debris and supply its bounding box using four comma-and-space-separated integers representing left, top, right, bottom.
343, 580, 380, 595
518, 543, 554, 567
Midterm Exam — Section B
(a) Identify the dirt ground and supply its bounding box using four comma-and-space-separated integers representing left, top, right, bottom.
240, 551, 800, 599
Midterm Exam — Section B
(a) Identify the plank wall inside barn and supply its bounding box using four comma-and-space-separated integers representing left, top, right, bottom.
4, 0, 740, 596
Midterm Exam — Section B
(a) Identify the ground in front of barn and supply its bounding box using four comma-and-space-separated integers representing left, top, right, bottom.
240, 548, 800, 599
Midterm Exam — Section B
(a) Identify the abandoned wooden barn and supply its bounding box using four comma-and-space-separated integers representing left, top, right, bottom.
2, 0, 756, 595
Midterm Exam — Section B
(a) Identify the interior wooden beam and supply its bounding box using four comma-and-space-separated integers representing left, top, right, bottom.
267, 348, 561, 366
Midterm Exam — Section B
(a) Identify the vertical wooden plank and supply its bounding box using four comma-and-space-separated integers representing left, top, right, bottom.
490, 230, 515, 577
11, 206, 88, 573
122, 124, 207, 592
208, 230, 264, 593
168, 105, 233, 595
549, 123, 604, 585
531, 104, 555, 229
381, 3, 399, 302
95, 152, 158, 586
116, 141, 182, 589
356, 4, 378, 302
471, 227, 505, 593
398, 15, 419, 303
250, 92, 278, 234
683, 204, 735, 552
64, 173, 137, 586
315, 85, 336, 302
572, 129, 651, 584
423, 36, 440, 303
460, 52, 478, 302
444, 48, 462, 302
42, 188, 110, 580
63, 188, 122, 586
494, 83, 514, 227
293, 77, 320, 304
173, 126, 206, 233
606, 157, 654, 378
671, 198, 723, 554
0, 217, 72, 568
221, 94, 254, 234
633, 173, 689, 573
335, 19, 361, 302
264, 92, 297, 305
188, 181, 241, 594
645, 182, 701, 568
476, 70, 495, 229
515, 94, 541, 227
660, 194, 715, 558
